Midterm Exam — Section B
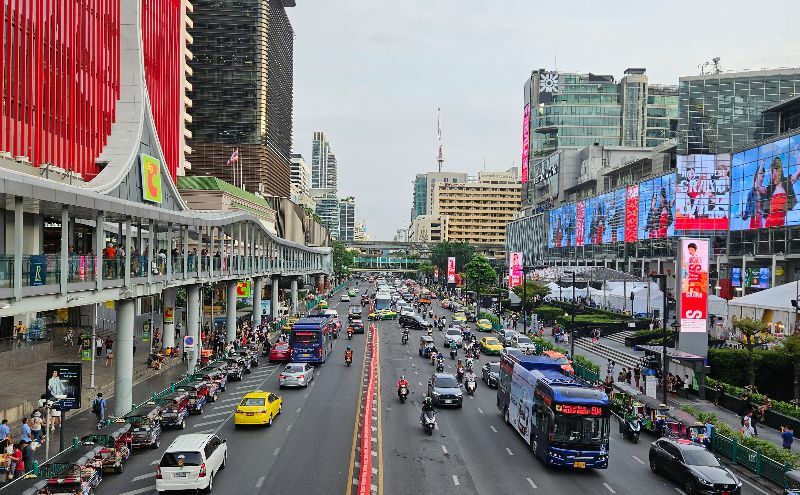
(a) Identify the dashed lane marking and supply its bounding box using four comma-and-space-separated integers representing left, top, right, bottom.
453, 475, 460, 486
273, 447, 280, 456
489, 426, 497, 433
477, 407, 484, 414
674, 489, 686, 495
632, 455, 645, 465
131, 472, 156, 482
603, 482, 616, 494
198, 411, 229, 419
193, 420, 222, 428
738, 475, 771, 495
526, 477, 537, 489
256, 476, 266, 488
506, 447, 514, 456
118, 487, 156, 495
441, 445, 448, 455
287, 424, 293, 431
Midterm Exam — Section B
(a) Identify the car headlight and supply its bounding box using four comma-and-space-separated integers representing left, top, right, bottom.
432, 391, 439, 396
697, 477, 713, 486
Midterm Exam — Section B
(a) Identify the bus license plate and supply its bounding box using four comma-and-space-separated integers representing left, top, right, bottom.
573, 462, 586, 469
302, 353, 311, 358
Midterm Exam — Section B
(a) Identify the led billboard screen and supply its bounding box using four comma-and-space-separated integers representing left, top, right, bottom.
584, 189, 625, 245
730, 135, 800, 231
637, 173, 676, 240
549, 203, 577, 248
675, 154, 731, 230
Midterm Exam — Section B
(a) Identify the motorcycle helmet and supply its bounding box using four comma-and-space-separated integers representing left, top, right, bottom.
347, 346, 351, 350
400, 374, 405, 381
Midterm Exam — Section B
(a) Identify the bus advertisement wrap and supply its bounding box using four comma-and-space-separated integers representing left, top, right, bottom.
508, 362, 534, 444
679, 238, 709, 333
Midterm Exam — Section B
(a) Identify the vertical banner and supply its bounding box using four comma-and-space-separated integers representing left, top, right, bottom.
45, 362, 82, 410
140, 153, 164, 203
447, 257, 456, 284
142, 319, 152, 343
624, 185, 639, 242
575, 201, 585, 247
29, 255, 47, 286
679, 238, 709, 333
164, 306, 174, 324
521, 104, 531, 184
509, 252, 523, 288
81, 335, 93, 361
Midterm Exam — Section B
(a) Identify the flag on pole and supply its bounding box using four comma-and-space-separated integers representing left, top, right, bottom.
226, 148, 239, 166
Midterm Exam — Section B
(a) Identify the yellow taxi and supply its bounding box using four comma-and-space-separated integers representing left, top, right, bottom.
319, 299, 329, 309
281, 316, 299, 332
234, 390, 283, 428
480, 337, 503, 355
453, 312, 467, 323
476, 319, 493, 332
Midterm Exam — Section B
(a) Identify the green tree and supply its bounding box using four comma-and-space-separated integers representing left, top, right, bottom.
782, 333, 800, 403
332, 241, 355, 278
512, 281, 551, 308
430, 241, 476, 283
464, 254, 497, 313
418, 261, 435, 281
733, 316, 768, 386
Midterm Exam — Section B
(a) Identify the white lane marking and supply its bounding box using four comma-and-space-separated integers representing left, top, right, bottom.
632, 455, 645, 465
215, 396, 244, 404
409, 356, 413, 360
273, 447, 280, 456
441, 445, 448, 455
468, 395, 474, 400
506, 447, 514, 456
737, 475, 771, 495
526, 477, 537, 489
286, 424, 293, 431
256, 476, 266, 488
199, 411, 229, 419
418, 382, 423, 386
453, 475, 460, 486
296, 407, 302, 413
193, 420, 222, 428
131, 472, 156, 482
477, 407, 484, 414
150, 459, 159, 465
489, 425, 497, 433
118, 487, 156, 495
602, 482, 616, 494
304, 393, 309, 399
674, 489, 686, 495
435, 423, 439, 430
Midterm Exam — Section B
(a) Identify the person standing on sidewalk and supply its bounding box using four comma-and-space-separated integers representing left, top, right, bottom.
14, 320, 26, 347
30, 412, 43, 443
634, 365, 641, 388
92, 393, 107, 429
0, 419, 10, 443
133, 335, 138, 356
95, 335, 103, 359
741, 416, 755, 438
19, 418, 31, 443
782, 425, 794, 450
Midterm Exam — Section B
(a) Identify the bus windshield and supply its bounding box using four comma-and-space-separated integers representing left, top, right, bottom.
551, 413, 609, 445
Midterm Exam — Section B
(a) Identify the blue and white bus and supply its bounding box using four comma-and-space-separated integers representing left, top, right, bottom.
497, 354, 610, 469
289, 316, 335, 364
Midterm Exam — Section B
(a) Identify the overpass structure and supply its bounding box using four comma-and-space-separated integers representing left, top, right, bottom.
352, 256, 419, 273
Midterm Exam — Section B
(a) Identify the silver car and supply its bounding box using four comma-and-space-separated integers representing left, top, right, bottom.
279, 363, 314, 388
512, 334, 536, 354
444, 328, 463, 348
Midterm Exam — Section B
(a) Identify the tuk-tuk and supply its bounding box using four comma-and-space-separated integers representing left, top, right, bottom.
200, 348, 214, 366
40, 462, 102, 494
418, 335, 435, 357
785, 470, 800, 495
203, 370, 228, 393
175, 383, 210, 414
665, 408, 705, 442
153, 391, 191, 429
226, 357, 245, 381
82, 429, 131, 474
610, 382, 642, 416
124, 405, 163, 449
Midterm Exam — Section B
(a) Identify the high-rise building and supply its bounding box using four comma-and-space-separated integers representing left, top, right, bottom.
409, 215, 447, 243
187, 0, 295, 198
411, 171, 467, 220
522, 68, 678, 205
338, 197, 356, 241
310, 188, 339, 239
412, 174, 427, 220
311, 132, 338, 190
678, 68, 800, 155
290, 154, 311, 195
354, 220, 369, 241
432, 168, 522, 246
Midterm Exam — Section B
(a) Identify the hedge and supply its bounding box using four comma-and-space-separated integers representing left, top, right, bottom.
573, 354, 600, 377
682, 405, 800, 467
707, 348, 794, 402
706, 377, 800, 422
532, 305, 564, 321
555, 313, 625, 329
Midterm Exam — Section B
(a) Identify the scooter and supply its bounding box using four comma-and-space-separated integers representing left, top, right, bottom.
621, 416, 641, 444
465, 357, 474, 373
422, 410, 436, 436
436, 359, 444, 373
345, 355, 353, 367
347, 329, 353, 340
401, 332, 409, 345
450, 348, 457, 360
398, 386, 409, 404
456, 367, 464, 384
465, 378, 477, 396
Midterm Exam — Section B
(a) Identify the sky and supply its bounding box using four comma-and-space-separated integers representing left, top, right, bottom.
289, 0, 800, 241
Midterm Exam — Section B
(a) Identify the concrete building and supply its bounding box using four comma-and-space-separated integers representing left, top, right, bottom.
410, 171, 468, 221
311, 132, 337, 191
289, 154, 315, 210
310, 188, 339, 239
393, 228, 410, 242
354, 220, 369, 241
187, 0, 296, 198
338, 197, 356, 241
178, 177, 278, 234
409, 215, 447, 243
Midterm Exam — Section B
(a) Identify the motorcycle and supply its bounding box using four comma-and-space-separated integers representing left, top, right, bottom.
450, 348, 457, 360
401, 332, 409, 345
347, 329, 353, 340
465, 378, 477, 396
456, 367, 464, 383
465, 358, 474, 372
620, 415, 641, 443
436, 359, 444, 373
345, 355, 353, 367
554, 332, 565, 344
422, 410, 436, 436
398, 386, 409, 404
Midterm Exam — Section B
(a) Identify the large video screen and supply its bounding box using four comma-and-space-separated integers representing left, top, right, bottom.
548, 203, 577, 248
730, 135, 800, 231
675, 154, 731, 230
584, 189, 625, 245
637, 173, 676, 239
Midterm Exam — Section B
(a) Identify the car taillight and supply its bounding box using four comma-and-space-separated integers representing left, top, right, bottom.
199, 463, 207, 477
155, 466, 162, 479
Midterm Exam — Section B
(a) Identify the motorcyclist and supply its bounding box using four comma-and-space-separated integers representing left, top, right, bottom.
465, 369, 477, 389
402, 328, 409, 343
427, 327, 433, 337
456, 360, 465, 383
449, 340, 458, 358
420, 395, 436, 424
344, 346, 353, 364
347, 326, 354, 338
622, 405, 639, 436
397, 375, 409, 397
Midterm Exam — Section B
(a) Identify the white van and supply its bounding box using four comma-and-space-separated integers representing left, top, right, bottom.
156, 433, 227, 493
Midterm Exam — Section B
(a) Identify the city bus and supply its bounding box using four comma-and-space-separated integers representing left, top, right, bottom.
497, 354, 610, 469
288, 316, 335, 364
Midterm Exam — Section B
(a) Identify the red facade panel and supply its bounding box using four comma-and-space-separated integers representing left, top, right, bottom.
1, 0, 119, 179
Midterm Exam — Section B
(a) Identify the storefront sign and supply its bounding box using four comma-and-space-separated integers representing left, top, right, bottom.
679, 238, 709, 333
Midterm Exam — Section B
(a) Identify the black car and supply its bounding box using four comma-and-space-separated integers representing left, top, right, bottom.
399, 314, 432, 330
349, 319, 365, 334
649, 438, 741, 495
481, 362, 500, 388
427, 373, 463, 408
225, 358, 245, 381
348, 305, 363, 321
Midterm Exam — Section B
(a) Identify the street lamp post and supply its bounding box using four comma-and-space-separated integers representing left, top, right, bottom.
565, 270, 577, 357
650, 273, 672, 404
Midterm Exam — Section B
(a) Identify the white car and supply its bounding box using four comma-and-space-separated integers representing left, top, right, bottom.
341, 294, 351, 301
444, 328, 463, 348
279, 363, 314, 388
156, 434, 227, 493
512, 334, 537, 353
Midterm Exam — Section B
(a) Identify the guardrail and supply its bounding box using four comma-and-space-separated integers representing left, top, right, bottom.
711, 430, 792, 487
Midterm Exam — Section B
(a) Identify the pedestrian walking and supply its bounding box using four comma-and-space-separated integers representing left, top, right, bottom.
95, 335, 103, 359
30, 412, 43, 443
92, 393, 107, 429
19, 418, 31, 443
634, 365, 641, 388
782, 425, 794, 450
105, 348, 114, 367
14, 320, 26, 347
741, 417, 755, 438
133, 336, 138, 356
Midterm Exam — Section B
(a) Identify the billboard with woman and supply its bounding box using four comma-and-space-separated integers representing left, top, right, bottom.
730, 135, 800, 231
548, 203, 576, 248
675, 154, 731, 231
637, 173, 676, 239
584, 189, 625, 245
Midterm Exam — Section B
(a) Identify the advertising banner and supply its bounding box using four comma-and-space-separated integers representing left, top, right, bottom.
675, 154, 731, 230
583, 190, 624, 245
140, 153, 164, 204
521, 104, 530, 184
731, 267, 742, 287
509, 251, 523, 288
45, 362, 82, 410
164, 306, 174, 324
734, 267, 770, 289
236, 281, 252, 298
142, 319, 151, 343
638, 173, 676, 240
80, 335, 92, 361
575, 201, 585, 247
730, 135, 800, 231
29, 255, 47, 286
624, 185, 639, 242
679, 238, 709, 333
548, 203, 576, 248
447, 257, 456, 283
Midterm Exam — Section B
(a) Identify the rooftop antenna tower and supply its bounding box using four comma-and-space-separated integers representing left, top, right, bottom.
437, 107, 444, 172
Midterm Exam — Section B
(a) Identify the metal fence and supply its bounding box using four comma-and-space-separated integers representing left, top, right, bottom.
711, 430, 792, 487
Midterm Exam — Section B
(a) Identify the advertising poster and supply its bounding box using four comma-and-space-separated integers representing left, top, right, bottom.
739, 267, 770, 289
731, 267, 742, 287
679, 238, 709, 333
142, 319, 151, 343
29, 255, 47, 286
236, 281, 252, 298
81, 335, 92, 361
575, 201, 585, 247
509, 251, 523, 288
447, 257, 456, 283
730, 135, 800, 231
164, 306, 174, 324
584, 189, 625, 245
624, 185, 639, 242
638, 173, 676, 240
45, 362, 82, 410
140, 153, 164, 204
675, 154, 731, 231
521, 104, 530, 184
548, 203, 576, 248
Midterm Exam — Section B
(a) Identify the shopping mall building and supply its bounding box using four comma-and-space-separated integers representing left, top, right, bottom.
507, 67, 800, 300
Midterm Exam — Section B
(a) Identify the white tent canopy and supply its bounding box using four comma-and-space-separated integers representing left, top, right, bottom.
728, 281, 800, 335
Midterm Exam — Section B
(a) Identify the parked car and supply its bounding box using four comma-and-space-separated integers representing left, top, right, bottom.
156, 434, 228, 493
279, 363, 315, 388
125, 406, 163, 449
158, 392, 191, 429
175, 383, 210, 414
203, 370, 228, 393
649, 437, 742, 495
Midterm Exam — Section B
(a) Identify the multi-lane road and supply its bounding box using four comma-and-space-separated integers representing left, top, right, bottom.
97, 281, 769, 495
